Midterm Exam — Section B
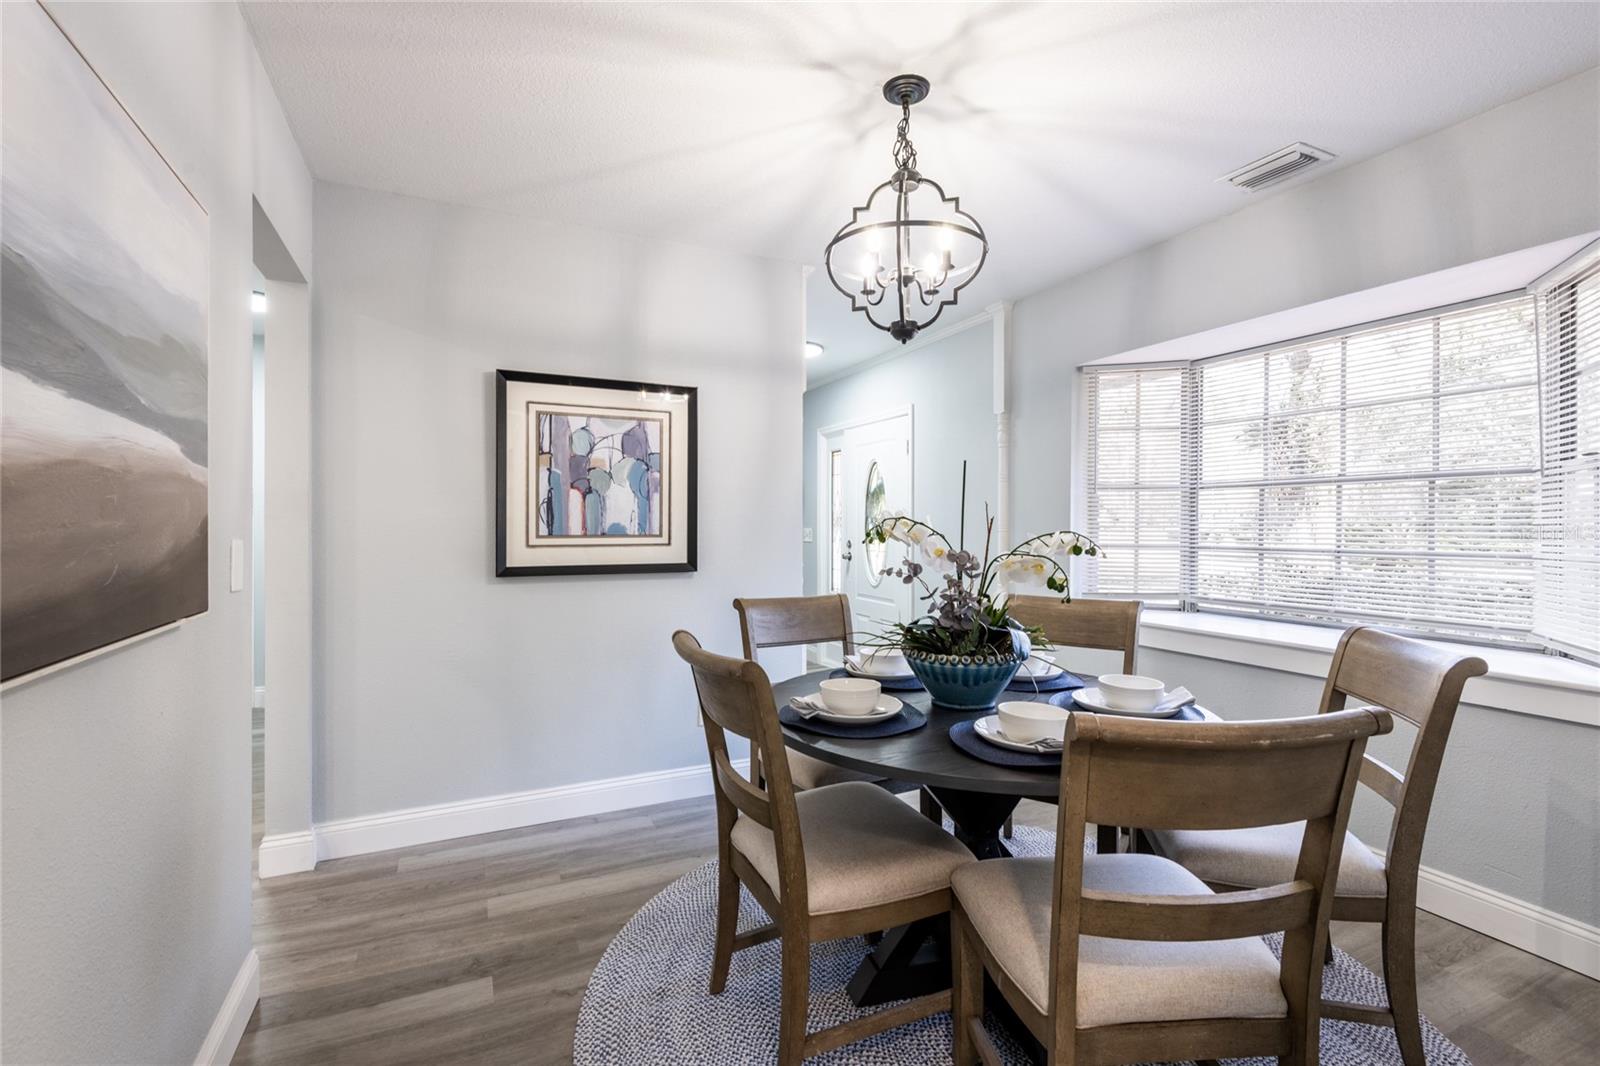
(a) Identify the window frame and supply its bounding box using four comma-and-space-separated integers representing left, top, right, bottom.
1078, 287, 1591, 659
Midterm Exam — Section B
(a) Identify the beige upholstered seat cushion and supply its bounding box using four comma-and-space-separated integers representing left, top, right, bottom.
1151, 823, 1388, 899
730, 781, 974, 916
784, 749, 883, 790
951, 853, 1288, 1028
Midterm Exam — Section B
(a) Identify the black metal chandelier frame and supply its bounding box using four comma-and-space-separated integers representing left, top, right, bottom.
823, 74, 989, 344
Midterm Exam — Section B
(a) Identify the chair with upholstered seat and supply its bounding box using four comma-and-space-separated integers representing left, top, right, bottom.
951, 706, 1392, 1066
1146, 625, 1486, 1066
1005, 595, 1142, 674
1003, 596, 1143, 846
674, 630, 976, 1066
733, 595, 889, 792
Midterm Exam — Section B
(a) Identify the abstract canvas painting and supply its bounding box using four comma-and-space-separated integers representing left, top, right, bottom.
497, 372, 697, 576
1, 2, 209, 682
534, 410, 665, 539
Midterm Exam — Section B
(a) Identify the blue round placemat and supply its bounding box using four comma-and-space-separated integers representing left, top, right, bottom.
1004, 669, 1087, 694
1046, 689, 1207, 722
779, 704, 928, 739
827, 667, 923, 692
948, 719, 1061, 770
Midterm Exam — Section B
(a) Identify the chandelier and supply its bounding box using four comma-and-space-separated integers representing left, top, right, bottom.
824, 75, 988, 344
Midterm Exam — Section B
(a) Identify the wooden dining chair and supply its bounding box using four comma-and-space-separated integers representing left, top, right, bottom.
732, 595, 888, 792
1146, 626, 1487, 1066
999, 595, 1142, 846
951, 706, 1392, 1066
673, 631, 976, 1066
1005, 595, 1142, 674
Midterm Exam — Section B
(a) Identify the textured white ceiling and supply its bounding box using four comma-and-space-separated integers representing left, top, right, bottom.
241, 1, 1599, 378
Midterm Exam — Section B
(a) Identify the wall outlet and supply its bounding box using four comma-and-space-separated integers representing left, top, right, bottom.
230, 538, 245, 592
802, 527, 815, 543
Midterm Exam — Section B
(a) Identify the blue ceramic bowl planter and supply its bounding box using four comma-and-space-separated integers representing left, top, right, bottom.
903, 623, 1034, 710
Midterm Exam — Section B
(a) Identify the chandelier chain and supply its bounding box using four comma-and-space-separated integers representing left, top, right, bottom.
892, 101, 918, 173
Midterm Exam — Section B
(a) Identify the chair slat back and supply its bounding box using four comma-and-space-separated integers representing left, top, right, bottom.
1004, 596, 1141, 673
1317, 625, 1486, 882
1077, 713, 1389, 831
672, 631, 805, 900
1046, 707, 1390, 1036
733, 595, 855, 660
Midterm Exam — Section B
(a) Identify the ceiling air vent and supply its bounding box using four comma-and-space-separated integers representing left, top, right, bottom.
1220, 142, 1335, 192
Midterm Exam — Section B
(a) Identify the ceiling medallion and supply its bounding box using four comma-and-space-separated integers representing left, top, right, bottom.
824, 74, 988, 344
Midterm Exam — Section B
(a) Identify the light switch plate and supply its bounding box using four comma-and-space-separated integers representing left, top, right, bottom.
230, 538, 245, 592
802, 527, 815, 543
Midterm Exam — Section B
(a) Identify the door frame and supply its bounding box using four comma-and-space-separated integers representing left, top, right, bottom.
813, 404, 915, 628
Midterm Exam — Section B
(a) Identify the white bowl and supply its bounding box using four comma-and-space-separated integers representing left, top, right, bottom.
856, 649, 910, 677
818, 677, 882, 716
1096, 674, 1164, 712
996, 700, 1071, 744
1019, 654, 1059, 677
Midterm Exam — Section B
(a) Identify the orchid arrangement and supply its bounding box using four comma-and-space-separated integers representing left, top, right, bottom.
862, 510, 1101, 660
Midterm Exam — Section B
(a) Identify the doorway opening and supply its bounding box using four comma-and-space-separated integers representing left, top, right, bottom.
251, 197, 315, 882
251, 268, 267, 874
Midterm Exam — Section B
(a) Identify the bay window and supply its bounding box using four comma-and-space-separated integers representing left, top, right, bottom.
1082, 257, 1599, 660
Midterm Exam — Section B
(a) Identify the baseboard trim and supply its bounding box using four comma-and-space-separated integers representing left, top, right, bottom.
257, 830, 319, 878
193, 948, 259, 1066
314, 757, 749, 863
1409, 860, 1599, 979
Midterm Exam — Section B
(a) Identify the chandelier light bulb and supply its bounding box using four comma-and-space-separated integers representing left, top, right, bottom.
823, 75, 988, 344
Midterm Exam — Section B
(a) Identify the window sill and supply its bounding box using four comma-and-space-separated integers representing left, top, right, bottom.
1138, 611, 1600, 728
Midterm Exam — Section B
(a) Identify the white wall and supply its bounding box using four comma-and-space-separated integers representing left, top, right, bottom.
311, 182, 803, 823
802, 320, 998, 596
0, 2, 314, 1062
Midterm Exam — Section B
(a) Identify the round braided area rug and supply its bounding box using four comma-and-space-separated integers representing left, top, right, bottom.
574, 824, 1472, 1065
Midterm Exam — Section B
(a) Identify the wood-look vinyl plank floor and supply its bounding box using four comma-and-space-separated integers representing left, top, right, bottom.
239, 790, 1600, 1066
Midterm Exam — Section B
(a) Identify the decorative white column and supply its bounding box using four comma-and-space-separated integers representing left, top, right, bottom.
988, 301, 1014, 549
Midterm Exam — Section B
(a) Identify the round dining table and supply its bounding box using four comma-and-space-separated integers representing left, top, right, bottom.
769, 666, 1216, 1011
774, 667, 1082, 861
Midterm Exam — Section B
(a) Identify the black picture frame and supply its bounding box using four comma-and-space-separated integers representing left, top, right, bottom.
495, 369, 697, 577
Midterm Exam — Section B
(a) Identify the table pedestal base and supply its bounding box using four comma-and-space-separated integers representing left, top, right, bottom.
845, 786, 1021, 1008
926, 786, 1021, 861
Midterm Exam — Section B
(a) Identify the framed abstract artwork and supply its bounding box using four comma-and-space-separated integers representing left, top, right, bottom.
1, 1, 209, 683
496, 370, 697, 576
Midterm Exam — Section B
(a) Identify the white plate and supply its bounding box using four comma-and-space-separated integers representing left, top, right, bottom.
1072, 686, 1186, 719
973, 715, 1062, 753
806, 693, 904, 725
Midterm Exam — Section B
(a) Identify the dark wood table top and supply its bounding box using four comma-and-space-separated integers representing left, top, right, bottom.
772, 668, 1216, 798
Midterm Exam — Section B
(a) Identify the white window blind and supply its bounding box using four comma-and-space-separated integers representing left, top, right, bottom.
1082, 366, 1188, 605
1083, 294, 1553, 645
1534, 262, 1600, 658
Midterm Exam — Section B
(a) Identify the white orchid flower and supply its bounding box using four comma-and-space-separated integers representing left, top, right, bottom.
1014, 557, 1051, 586
1040, 531, 1081, 558
921, 540, 955, 573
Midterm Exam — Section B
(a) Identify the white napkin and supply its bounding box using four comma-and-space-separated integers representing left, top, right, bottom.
789, 694, 830, 719
1154, 686, 1196, 712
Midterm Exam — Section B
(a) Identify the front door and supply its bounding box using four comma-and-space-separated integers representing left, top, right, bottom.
839, 412, 915, 647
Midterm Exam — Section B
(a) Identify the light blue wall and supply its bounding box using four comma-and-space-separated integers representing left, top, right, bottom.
802, 323, 997, 596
